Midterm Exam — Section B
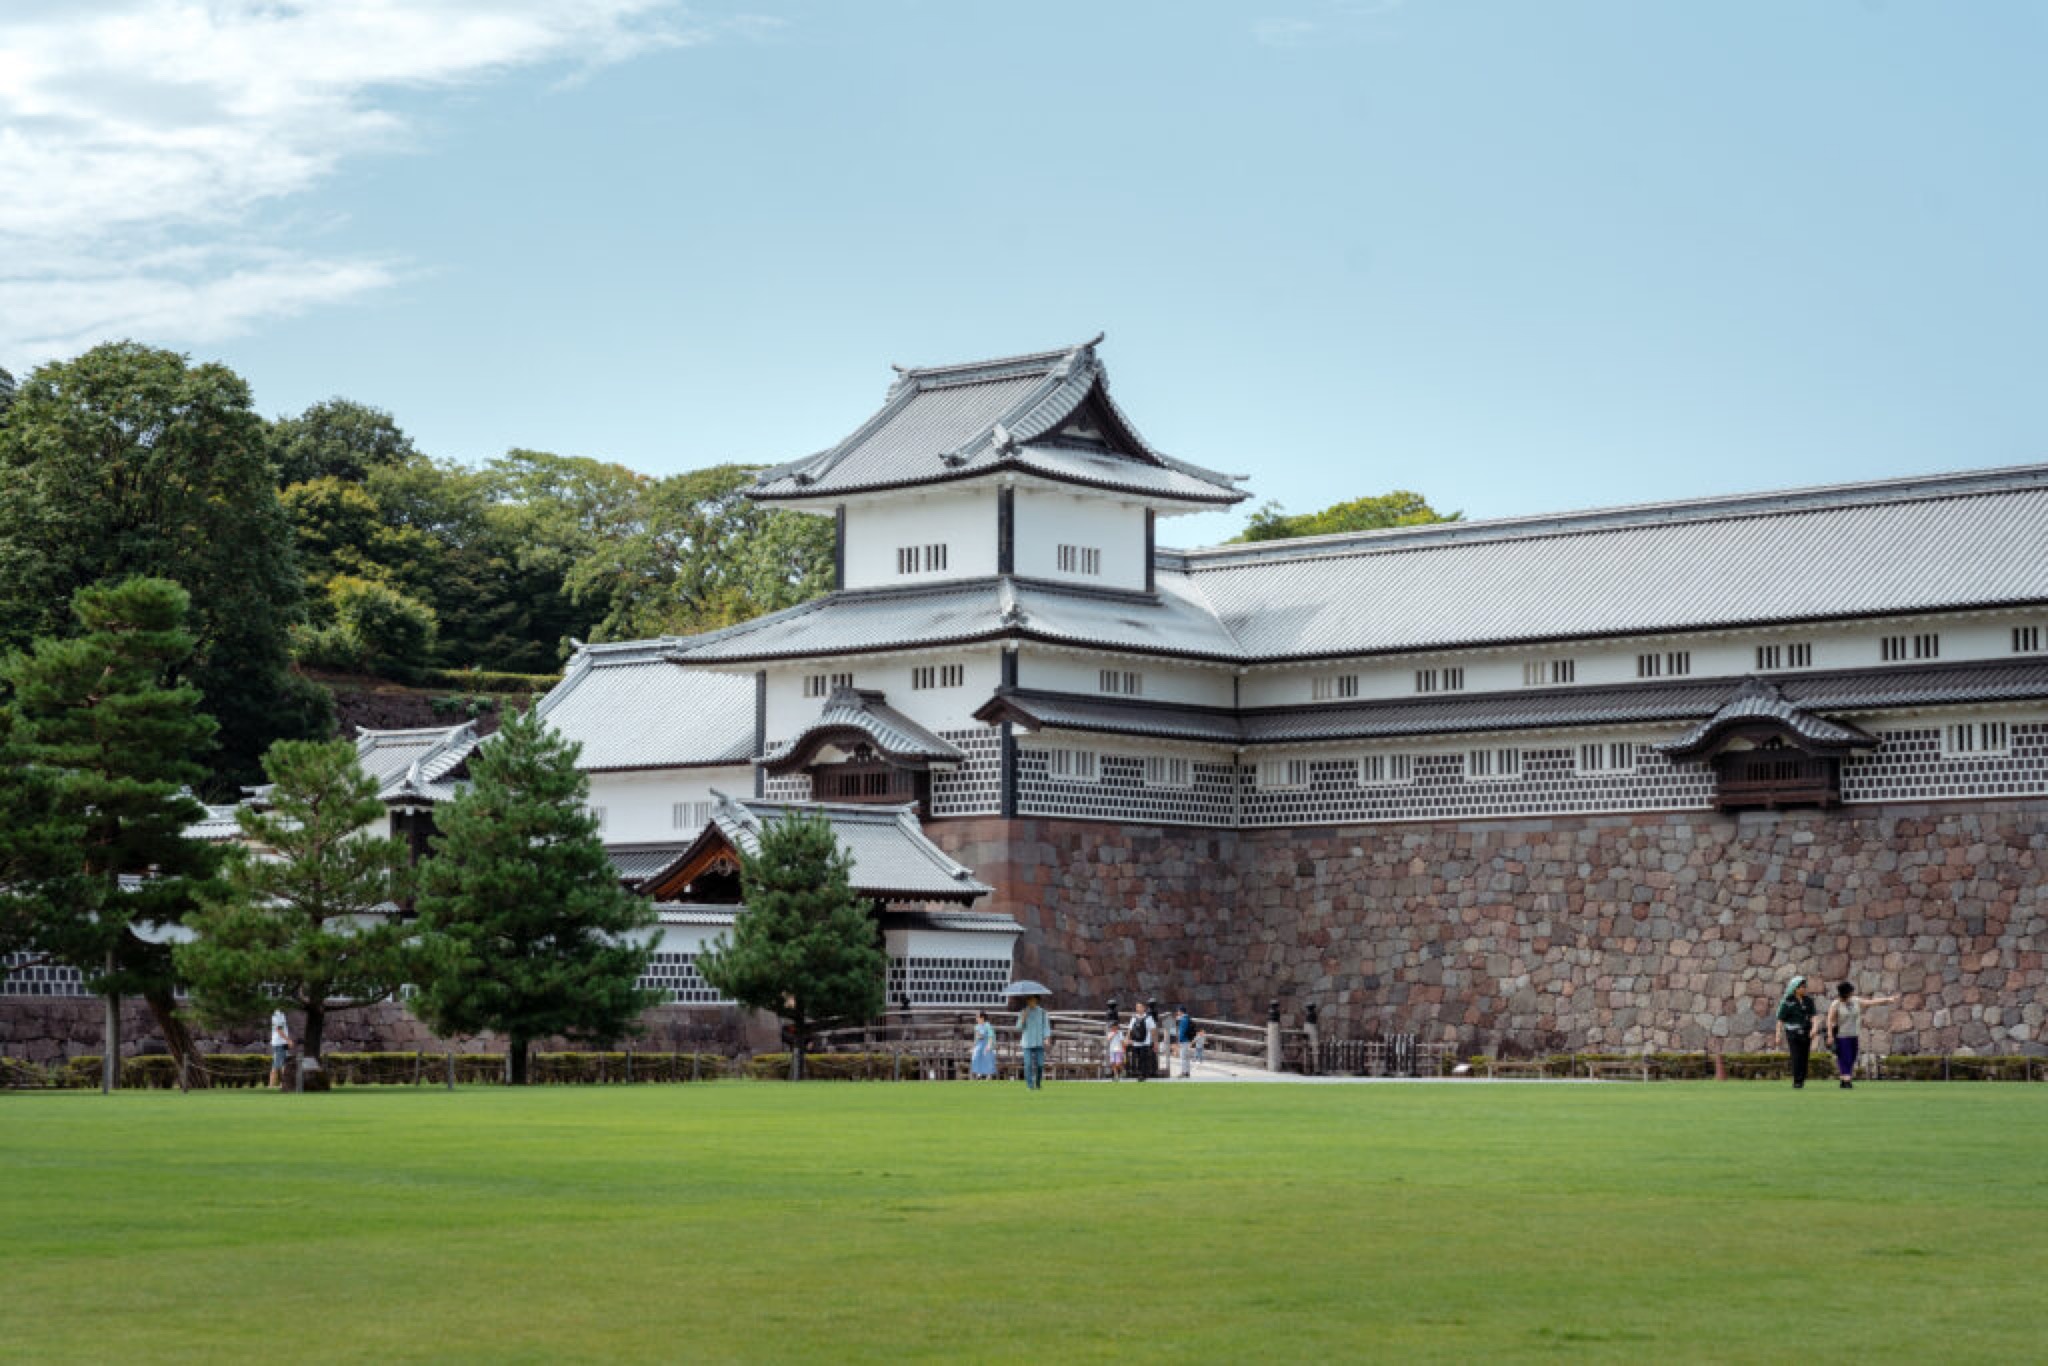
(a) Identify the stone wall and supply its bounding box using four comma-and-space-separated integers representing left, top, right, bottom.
931, 798, 2048, 1056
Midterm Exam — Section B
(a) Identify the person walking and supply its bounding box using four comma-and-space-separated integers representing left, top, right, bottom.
1773, 975, 1819, 1089
1824, 981, 1898, 1089
1174, 1006, 1195, 1077
268, 1008, 292, 1090
969, 1010, 997, 1080
1018, 995, 1051, 1090
1127, 1004, 1155, 1082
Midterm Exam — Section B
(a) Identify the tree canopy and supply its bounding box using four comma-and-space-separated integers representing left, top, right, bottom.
177, 738, 416, 1083
0, 577, 223, 1086
0, 343, 330, 788
698, 811, 887, 1074
1231, 490, 1459, 543
409, 706, 657, 1083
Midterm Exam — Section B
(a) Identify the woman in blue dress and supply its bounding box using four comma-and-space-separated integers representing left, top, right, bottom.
969, 1010, 998, 1079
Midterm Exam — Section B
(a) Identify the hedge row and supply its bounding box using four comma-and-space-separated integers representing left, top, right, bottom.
419, 667, 559, 694
743, 1052, 931, 1081
1472, 1052, 2048, 1081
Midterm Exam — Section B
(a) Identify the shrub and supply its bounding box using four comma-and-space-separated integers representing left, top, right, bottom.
0, 1057, 49, 1088
421, 667, 560, 694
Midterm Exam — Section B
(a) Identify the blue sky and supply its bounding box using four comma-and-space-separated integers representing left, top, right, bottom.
3, 1, 2043, 547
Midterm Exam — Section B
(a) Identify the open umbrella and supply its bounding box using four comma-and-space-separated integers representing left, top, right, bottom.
1001, 979, 1053, 999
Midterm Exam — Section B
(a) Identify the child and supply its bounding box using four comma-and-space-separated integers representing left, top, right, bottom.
1105, 1022, 1127, 1081
1824, 981, 1897, 1089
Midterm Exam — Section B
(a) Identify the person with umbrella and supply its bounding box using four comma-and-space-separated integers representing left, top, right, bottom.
1007, 981, 1053, 1090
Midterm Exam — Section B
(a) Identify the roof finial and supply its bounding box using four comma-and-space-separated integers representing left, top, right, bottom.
1083, 330, 1104, 348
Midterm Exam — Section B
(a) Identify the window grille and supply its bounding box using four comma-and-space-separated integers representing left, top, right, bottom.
1098, 669, 1143, 696
1045, 749, 1099, 781
1943, 721, 2010, 757
589, 806, 607, 830
672, 800, 714, 830
912, 664, 964, 690
1312, 674, 1359, 701
1257, 757, 1312, 790
1577, 742, 1636, 775
897, 544, 948, 574
1357, 753, 1414, 786
1415, 667, 1464, 694
2014, 626, 2043, 655
1788, 643, 1812, 668
1142, 755, 1191, 787
1057, 544, 1102, 575
1639, 651, 1690, 678
1466, 748, 1521, 780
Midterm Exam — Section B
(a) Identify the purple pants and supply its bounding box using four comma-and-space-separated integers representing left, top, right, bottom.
1834, 1035, 1859, 1078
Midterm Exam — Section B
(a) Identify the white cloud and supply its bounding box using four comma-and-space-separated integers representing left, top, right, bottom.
0, 0, 700, 369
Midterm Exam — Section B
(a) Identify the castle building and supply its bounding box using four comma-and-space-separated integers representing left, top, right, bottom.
8, 338, 2045, 1055
524, 338, 2048, 1054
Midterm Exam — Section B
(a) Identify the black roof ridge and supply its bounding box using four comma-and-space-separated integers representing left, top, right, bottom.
1173, 462, 2048, 572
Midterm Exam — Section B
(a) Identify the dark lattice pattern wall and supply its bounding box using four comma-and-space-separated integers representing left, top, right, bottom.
762, 763, 812, 802
887, 955, 1012, 1006
1017, 749, 1237, 826
930, 728, 1002, 816
1, 952, 89, 998
1238, 747, 1714, 828
1842, 723, 2048, 803
637, 951, 730, 1006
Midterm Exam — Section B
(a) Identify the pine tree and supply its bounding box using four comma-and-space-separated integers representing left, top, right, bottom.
698, 812, 886, 1079
177, 739, 415, 1088
409, 706, 656, 1084
0, 577, 222, 1091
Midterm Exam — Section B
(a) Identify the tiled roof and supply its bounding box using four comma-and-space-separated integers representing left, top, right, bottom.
353, 722, 481, 805
653, 905, 741, 928
1180, 468, 2048, 660
1659, 677, 1876, 758
761, 687, 962, 770
185, 804, 251, 842
882, 908, 1025, 936
708, 793, 992, 903
605, 842, 694, 884
535, 640, 756, 771
981, 658, 2048, 749
751, 338, 1244, 506
668, 575, 1242, 665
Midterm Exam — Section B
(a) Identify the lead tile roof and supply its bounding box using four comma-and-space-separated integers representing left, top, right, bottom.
535, 641, 756, 770
1659, 677, 1877, 757
761, 687, 962, 767
751, 339, 1245, 505
708, 793, 993, 902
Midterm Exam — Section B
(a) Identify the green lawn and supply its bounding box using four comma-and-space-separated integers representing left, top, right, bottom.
3, 1081, 2043, 1363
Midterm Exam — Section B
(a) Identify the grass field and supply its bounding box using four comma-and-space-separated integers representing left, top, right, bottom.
3, 1081, 2043, 1363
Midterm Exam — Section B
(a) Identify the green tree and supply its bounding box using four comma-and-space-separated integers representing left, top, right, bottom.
567, 463, 835, 641
410, 706, 656, 1083
0, 577, 223, 1090
0, 343, 330, 789
1230, 490, 1461, 543
177, 739, 415, 1087
697, 812, 886, 1079
0, 364, 15, 420
268, 397, 419, 488
290, 576, 439, 682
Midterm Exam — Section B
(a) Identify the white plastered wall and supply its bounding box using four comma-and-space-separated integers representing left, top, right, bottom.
585, 765, 753, 844
1019, 649, 1233, 707
841, 487, 997, 589
764, 650, 1003, 740
1238, 610, 2048, 709
1012, 487, 1150, 591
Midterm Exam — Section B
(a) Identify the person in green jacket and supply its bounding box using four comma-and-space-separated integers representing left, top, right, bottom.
1773, 975, 1819, 1089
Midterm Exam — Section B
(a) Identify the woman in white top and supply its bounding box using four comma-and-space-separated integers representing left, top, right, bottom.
1824, 981, 1897, 1089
